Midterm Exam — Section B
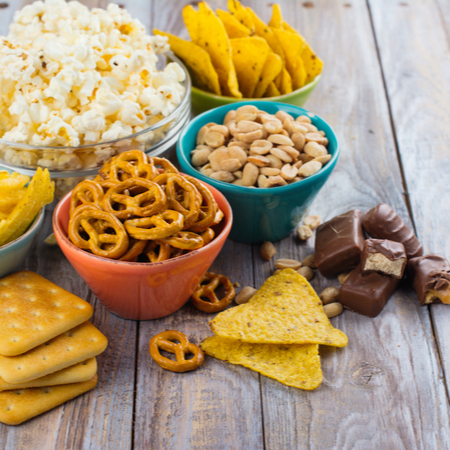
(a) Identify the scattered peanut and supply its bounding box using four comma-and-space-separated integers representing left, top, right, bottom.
302, 253, 316, 268
275, 259, 302, 270
323, 302, 343, 318
236, 286, 258, 305
320, 287, 340, 305
338, 270, 353, 284
260, 241, 277, 260
297, 225, 313, 240
303, 215, 321, 230
297, 266, 314, 280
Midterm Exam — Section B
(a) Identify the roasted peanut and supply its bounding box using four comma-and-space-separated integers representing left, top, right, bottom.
305, 132, 328, 146
224, 110, 236, 124
260, 167, 281, 176
302, 123, 319, 133
296, 115, 312, 124
267, 175, 287, 187
314, 154, 332, 165
275, 110, 294, 122
238, 120, 262, 133
303, 215, 321, 230
220, 158, 242, 172
234, 170, 243, 179
250, 139, 273, 155
270, 147, 292, 163
297, 225, 313, 240
260, 241, 276, 260
196, 125, 211, 145
236, 129, 264, 144
268, 134, 294, 146
320, 287, 340, 305
241, 162, 259, 186
304, 141, 327, 158
298, 153, 315, 164
297, 266, 315, 281
302, 253, 316, 268
278, 145, 300, 160
248, 155, 270, 167
232, 179, 245, 186
257, 174, 270, 188
275, 258, 302, 270
323, 302, 343, 318
205, 131, 226, 148
228, 146, 248, 166
236, 286, 257, 305
259, 114, 279, 124
210, 171, 234, 182
191, 147, 212, 166
208, 147, 230, 172
227, 121, 239, 136
263, 120, 283, 134
338, 271, 353, 284
200, 165, 214, 177
209, 124, 230, 138
293, 160, 303, 169
266, 154, 283, 169
236, 112, 258, 122
236, 104, 259, 115
298, 160, 322, 177
280, 164, 298, 180
291, 122, 309, 134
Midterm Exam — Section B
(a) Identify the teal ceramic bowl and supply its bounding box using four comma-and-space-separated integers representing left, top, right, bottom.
0, 207, 45, 278
177, 101, 339, 244
191, 75, 321, 116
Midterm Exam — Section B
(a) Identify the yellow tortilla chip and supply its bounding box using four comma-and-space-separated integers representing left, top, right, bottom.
275, 68, 293, 95
231, 37, 270, 98
272, 28, 305, 78
210, 269, 348, 347
291, 56, 307, 90
268, 4, 283, 29
195, 2, 241, 98
217, 9, 251, 39
253, 52, 282, 98
263, 81, 280, 98
227, 0, 255, 34
201, 336, 322, 390
154, 30, 221, 95
182, 5, 199, 41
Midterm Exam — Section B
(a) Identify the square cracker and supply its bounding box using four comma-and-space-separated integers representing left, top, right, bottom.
0, 374, 98, 425
0, 322, 107, 383
0, 271, 93, 356
0, 358, 97, 391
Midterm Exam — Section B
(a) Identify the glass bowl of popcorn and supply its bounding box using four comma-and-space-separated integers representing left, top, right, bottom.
0, 0, 191, 197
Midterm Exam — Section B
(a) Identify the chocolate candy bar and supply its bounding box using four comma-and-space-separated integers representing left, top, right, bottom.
408, 254, 450, 305
315, 210, 365, 277
362, 203, 423, 258
361, 239, 406, 279
339, 265, 400, 317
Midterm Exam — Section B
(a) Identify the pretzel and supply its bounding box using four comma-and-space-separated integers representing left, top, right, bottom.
124, 210, 184, 240
149, 330, 204, 373
158, 231, 204, 250
119, 238, 148, 262
144, 241, 171, 263
191, 272, 235, 313
70, 180, 104, 216
110, 154, 159, 182
102, 178, 167, 220
201, 228, 215, 245
154, 173, 202, 229
68, 209, 129, 259
148, 156, 178, 174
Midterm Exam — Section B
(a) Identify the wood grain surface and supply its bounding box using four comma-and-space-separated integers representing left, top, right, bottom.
1, 0, 450, 449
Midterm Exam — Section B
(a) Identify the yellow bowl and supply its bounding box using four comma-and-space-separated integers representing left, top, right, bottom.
191, 75, 321, 116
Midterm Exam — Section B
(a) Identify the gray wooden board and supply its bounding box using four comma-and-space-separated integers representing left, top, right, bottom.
368, 0, 450, 408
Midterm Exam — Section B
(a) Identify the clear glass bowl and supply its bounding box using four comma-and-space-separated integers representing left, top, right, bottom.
0, 54, 191, 197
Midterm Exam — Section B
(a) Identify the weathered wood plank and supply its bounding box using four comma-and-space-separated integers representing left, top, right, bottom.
368, 0, 450, 403
246, 0, 450, 449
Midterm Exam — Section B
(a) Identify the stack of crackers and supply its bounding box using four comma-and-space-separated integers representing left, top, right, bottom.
0, 271, 108, 425
201, 269, 348, 390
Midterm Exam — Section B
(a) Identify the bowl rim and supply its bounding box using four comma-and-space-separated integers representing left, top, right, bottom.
177, 100, 339, 195
0, 207, 45, 251
191, 75, 321, 102
52, 179, 233, 267
0, 53, 192, 152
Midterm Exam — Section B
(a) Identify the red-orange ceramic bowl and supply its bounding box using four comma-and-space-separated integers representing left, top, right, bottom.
52, 181, 233, 320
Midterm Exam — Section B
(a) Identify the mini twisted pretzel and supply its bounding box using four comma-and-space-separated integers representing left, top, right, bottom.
191, 272, 236, 313
119, 238, 148, 262
110, 157, 158, 182
102, 178, 167, 220
144, 241, 171, 263
124, 210, 184, 240
69, 209, 129, 259
158, 231, 204, 250
109, 150, 149, 181
70, 180, 104, 216
71, 203, 102, 220
149, 330, 204, 373
154, 174, 202, 229
201, 228, 215, 245
148, 156, 178, 174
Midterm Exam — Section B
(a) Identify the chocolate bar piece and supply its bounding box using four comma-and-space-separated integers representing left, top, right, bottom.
361, 239, 406, 279
315, 210, 365, 277
339, 265, 400, 317
408, 254, 450, 305
362, 203, 423, 259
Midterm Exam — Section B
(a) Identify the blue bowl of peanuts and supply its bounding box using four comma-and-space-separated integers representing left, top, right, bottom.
177, 101, 339, 244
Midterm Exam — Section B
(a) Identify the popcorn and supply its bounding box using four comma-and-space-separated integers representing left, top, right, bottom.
0, 0, 186, 173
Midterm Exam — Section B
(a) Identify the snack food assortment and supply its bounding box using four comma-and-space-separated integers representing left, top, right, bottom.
0, 271, 107, 425
0, 168, 54, 247
155, 1, 323, 98
191, 104, 331, 187
67, 150, 223, 262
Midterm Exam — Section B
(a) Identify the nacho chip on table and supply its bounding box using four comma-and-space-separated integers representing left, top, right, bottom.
154, 30, 221, 95
209, 269, 348, 347
227, 0, 255, 34
217, 9, 251, 39
201, 336, 322, 390
253, 52, 282, 98
192, 2, 241, 98
264, 81, 281, 98
231, 36, 270, 98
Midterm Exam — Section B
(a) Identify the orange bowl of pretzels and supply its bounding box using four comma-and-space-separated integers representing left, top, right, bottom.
53, 150, 233, 320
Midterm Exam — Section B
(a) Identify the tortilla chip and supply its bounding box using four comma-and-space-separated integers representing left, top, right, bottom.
291, 56, 307, 90
227, 0, 255, 34
268, 4, 283, 29
195, 2, 241, 98
231, 37, 270, 98
254, 52, 282, 98
182, 5, 199, 41
263, 81, 281, 98
217, 9, 251, 39
210, 269, 348, 347
201, 336, 322, 390
154, 30, 221, 95
275, 68, 293, 95
272, 28, 305, 78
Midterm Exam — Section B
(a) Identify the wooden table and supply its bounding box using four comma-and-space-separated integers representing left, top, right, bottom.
1, 0, 450, 448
